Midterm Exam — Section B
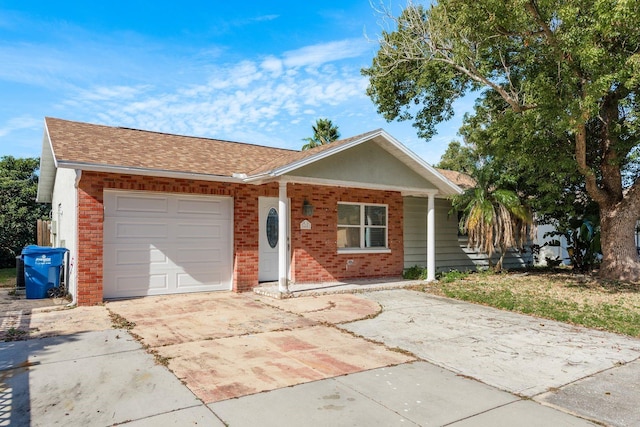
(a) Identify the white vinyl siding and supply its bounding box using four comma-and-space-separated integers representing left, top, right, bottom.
50, 168, 78, 300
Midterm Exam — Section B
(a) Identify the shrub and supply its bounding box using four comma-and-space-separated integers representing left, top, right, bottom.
438, 270, 469, 283
403, 265, 428, 280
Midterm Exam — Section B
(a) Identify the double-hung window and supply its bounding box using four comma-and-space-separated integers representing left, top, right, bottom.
337, 202, 389, 252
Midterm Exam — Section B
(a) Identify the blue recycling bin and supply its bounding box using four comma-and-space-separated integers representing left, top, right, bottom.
22, 246, 68, 299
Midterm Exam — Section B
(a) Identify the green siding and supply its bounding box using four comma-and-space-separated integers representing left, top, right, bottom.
403, 196, 532, 272
291, 142, 437, 189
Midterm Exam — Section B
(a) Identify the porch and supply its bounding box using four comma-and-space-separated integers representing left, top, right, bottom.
253, 277, 423, 299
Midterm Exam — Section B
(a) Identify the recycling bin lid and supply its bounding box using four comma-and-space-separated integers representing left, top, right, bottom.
21, 245, 68, 255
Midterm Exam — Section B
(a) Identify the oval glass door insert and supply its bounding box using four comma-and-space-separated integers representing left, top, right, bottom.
266, 208, 278, 248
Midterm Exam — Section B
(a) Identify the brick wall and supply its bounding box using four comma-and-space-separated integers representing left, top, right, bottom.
288, 184, 404, 283
76, 172, 278, 305
76, 183, 104, 305
75, 173, 403, 305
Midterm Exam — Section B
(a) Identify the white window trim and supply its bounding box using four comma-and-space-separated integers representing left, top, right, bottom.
337, 202, 389, 252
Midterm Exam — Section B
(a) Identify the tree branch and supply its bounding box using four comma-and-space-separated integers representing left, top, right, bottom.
372, 1, 536, 112
575, 120, 609, 205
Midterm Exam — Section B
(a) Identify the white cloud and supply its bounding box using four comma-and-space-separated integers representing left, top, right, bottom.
251, 14, 279, 22
70, 55, 370, 146
0, 115, 41, 138
75, 85, 150, 102
260, 56, 283, 77
79, 37, 368, 136
2, 32, 378, 153
282, 39, 369, 68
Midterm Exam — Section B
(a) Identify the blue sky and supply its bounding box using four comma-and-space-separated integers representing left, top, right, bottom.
0, 1, 473, 164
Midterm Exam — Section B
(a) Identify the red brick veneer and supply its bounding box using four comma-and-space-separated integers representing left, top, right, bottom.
75, 172, 403, 305
288, 183, 404, 284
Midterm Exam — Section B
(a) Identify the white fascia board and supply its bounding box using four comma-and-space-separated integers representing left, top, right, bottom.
377, 130, 463, 196
36, 123, 57, 203
56, 161, 244, 183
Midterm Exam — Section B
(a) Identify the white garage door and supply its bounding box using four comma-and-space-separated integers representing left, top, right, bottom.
103, 191, 233, 298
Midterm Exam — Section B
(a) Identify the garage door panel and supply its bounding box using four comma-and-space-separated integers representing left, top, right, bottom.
104, 219, 169, 242
176, 198, 229, 215
176, 271, 225, 289
108, 246, 169, 267
175, 222, 225, 239
114, 273, 170, 295
176, 247, 223, 264
103, 191, 232, 298
108, 194, 170, 216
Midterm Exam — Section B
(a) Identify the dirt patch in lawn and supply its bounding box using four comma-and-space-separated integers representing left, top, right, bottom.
414, 269, 640, 337
426, 269, 640, 309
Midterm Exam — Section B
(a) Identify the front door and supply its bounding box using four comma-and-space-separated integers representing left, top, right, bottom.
258, 197, 280, 281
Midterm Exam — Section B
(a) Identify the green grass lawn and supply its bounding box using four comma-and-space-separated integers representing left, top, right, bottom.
0, 267, 17, 288
417, 269, 640, 338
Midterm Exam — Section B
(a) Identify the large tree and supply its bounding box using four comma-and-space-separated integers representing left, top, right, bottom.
364, 0, 640, 282
301, 118, 341, 150
0, 156, 49, 268
457, 91, 602, 230
435, 140, 478, 175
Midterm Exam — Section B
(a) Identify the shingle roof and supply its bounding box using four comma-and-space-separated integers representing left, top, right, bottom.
45, 117, 296, 177
41, 118, 462, 198
435, 168, 476, 190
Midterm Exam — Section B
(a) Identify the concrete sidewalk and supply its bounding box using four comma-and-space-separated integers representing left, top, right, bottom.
342, 290, 640, 397
210, 362, 596, 427
0, 332, 597, 427
0, 329, 224, 426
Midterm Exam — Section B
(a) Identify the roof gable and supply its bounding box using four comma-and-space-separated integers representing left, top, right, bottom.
291, 141, 438, 190
245, 129, 462, 196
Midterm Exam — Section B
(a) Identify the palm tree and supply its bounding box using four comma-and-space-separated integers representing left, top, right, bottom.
452, 167, 533, 271
301, 118, 340, 150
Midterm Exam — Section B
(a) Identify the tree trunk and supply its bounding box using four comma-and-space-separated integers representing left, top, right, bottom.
494, 245, 506, 272
599, 204, 640, 283
574, 99, 640, 283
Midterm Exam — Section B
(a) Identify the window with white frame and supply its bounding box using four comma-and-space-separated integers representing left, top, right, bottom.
337, 202, 388, 250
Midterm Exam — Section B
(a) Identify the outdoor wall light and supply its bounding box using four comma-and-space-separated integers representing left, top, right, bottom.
302, 199, 314, 216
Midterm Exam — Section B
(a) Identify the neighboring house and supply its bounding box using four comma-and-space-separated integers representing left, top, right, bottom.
533, 223, 570, 266
37, 117, 468, 306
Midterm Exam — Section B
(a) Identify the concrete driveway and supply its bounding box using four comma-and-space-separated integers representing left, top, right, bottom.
3, 288, 639, 426
341, 290, 640, 426
106, 292, 414, 402
107, 289, 640, 426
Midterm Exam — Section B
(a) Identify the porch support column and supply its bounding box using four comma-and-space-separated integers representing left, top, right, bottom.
278, 181, 289, 293
427, 193, 436, 281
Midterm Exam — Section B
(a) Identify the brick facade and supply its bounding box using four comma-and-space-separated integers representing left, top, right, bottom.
75, 172, 404, 305
288, 184, 404, 283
